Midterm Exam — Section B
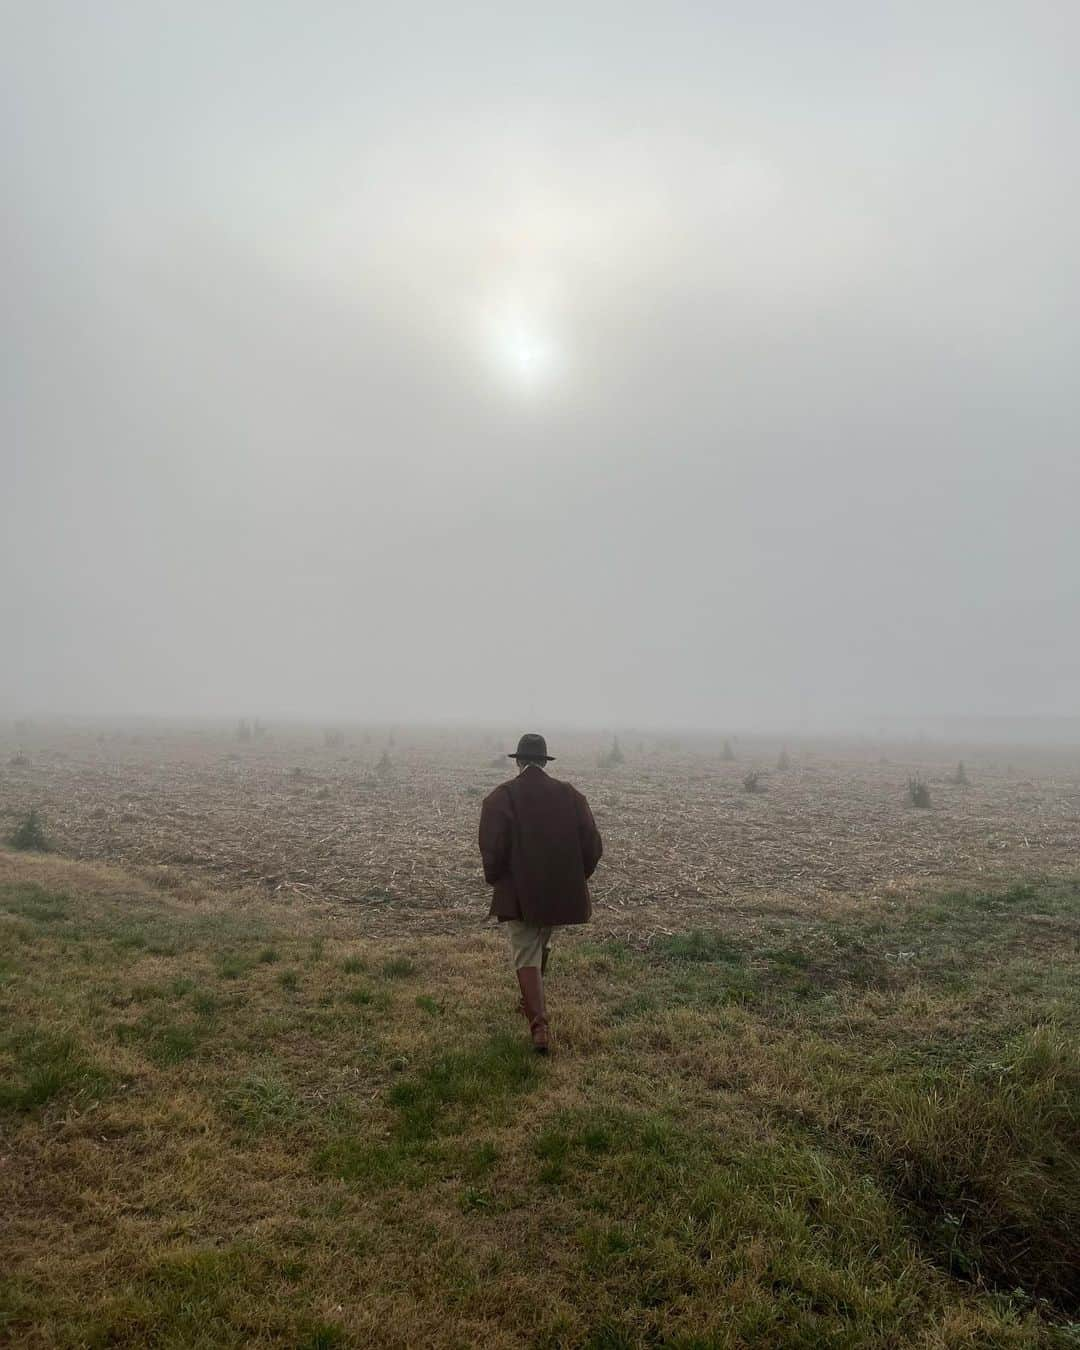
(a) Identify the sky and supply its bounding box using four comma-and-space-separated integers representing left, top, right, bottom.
3, 1, 1078, 732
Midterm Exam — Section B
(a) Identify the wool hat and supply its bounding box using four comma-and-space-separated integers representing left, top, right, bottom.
508, 732, 554, 762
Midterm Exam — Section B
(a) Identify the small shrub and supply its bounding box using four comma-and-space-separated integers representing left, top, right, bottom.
342, 955, 365, 974
9, 750, 30, 767
223, 1074, 302, 1132
742, 770, 765, 794
908, 775, 932, 808
216, 953, 248, 980
8, 809, 50, 851
278, 969, 300, 992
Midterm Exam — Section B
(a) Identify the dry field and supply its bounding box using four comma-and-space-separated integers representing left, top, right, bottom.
2, 723, 1080, 940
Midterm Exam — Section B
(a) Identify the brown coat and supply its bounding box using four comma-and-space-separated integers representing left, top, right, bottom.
479, 766, 602, 925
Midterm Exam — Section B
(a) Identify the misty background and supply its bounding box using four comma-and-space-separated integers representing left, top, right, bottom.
3, 2, 1077, 733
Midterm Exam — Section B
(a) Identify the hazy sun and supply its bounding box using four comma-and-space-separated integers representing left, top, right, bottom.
497, 322, 557, 386
475, 282, 565, 395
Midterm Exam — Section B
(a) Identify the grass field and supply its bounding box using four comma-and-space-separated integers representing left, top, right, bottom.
2, 847, 1078, 1348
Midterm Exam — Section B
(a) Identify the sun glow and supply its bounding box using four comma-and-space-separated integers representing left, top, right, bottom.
474, 277, 567, 395
493, 320, 559, 388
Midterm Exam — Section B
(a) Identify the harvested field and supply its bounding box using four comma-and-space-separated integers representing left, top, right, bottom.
2, 724, 1080, 939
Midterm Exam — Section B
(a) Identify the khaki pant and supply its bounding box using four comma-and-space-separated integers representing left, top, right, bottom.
505, 920, 555, 971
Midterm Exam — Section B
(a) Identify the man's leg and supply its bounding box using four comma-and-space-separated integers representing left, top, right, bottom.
512, 926, 554, 1009
506, 920, 545, 973
505, 921, 550, 1053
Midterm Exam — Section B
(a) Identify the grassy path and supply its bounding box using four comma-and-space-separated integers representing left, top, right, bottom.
1, 851, 1078, 1347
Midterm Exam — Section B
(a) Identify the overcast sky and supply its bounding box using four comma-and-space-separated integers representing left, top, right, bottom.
3, 2, 1077, 731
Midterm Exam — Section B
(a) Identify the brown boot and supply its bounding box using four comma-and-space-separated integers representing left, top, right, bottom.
518, 947, 552, 1017
515, 966, 550, 1054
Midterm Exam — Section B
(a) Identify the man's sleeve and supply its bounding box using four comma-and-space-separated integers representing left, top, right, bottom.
478, 790, 512, 885
576, 792, 603, 879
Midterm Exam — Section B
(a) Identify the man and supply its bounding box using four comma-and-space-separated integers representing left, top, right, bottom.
478, 733, 603, 1054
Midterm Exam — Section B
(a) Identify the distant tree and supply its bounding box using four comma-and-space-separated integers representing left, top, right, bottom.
721, 739, 736, 762
598, 736, 625, 769
949, 761, 969, 786
908, 775, 932, 808
235, 719, 252, 744
323, 728, 345, 749
777, 747, 791, 770
9, 750, 30, 767
253, 719, 268, 742
377, 750, 394, 777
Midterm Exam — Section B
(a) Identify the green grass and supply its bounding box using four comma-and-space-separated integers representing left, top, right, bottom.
222, 1073, 303, 1132
0, 883, 69, 924
386, 1032, 540, 1141
654, 929, 746, 963
0, 1027, 109, 1112
216, 951, 249, 980
381, 955, 418, 979
855, 1026, 1080, 1302
343, 984, 387, 1008
1, 858, 1078, 1347
114, 1009, 213, 1065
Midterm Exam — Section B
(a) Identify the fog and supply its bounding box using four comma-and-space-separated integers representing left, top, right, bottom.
4, 3, 1078, 733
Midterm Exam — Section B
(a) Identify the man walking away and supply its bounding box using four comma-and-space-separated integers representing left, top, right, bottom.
478, 733, 603, 1053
